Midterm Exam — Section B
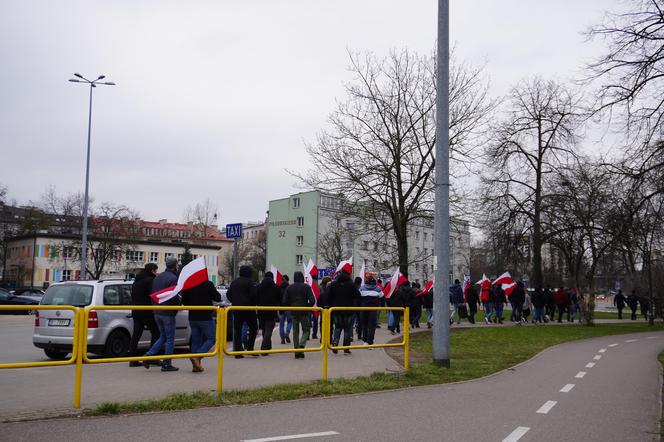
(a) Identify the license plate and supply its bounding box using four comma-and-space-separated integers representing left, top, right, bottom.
48, 319, 70, 327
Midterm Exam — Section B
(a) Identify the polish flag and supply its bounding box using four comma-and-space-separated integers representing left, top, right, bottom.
150, 257, 208, 304
270, 265, 283, 287
359, 260, 366, 286
303, 259, 320, 316
382, 267, 407, 299
334, 256, 353, 277
416, 278, 434, 297
463, 275, 471, 302
475, 274, 489, 285
502, 282, 518, 296
493, 272, 514, 286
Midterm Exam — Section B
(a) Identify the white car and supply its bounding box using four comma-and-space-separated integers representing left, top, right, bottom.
34, 280, 191, 360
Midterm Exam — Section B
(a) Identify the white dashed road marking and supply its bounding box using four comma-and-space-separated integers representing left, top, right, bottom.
593, 355, 602, 360
598, 348, 606, 353
608, 343, 619, 347
537, 400, 557, 414
502, 427, 530, 442
585, 362, 596, 368
575, 371, 587, 378
648, 336, 658, 339
625, 339, 638, 343
243, 431, 339, 442
560, 384, 575, 393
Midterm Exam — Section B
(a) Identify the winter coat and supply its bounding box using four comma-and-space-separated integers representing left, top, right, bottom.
282, 272, 315, 308
523, 293, 532, 311
131, 269, 156, 318
553, 288, 569, 306
181, 280, 221, 321
480, 282, 491, 303
531, 289, 545, 308
449, 283, 464, 304
227, 265, 257, 307
614, 292, 626, 308
627, 293, 639, 309
466, 286, 479, 306
543, 288, 554, 307
256, 276, 282, 320
422, 290, 434, 309
511, 286, 526, 307
151, 269, 180, 316
327, 273, 361, 307
359, 283, 383, 307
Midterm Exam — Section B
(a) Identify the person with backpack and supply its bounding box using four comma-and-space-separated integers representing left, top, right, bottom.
256, 271, 282, 354
282, 271, 316, 358
327, 270, 360, 353
227, 265, 258, 358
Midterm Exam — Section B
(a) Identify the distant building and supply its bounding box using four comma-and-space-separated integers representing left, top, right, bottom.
266, 190, 470, 284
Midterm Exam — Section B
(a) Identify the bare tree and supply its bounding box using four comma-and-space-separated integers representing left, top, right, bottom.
482, 77, 583, 289
295, 48, 492, 276
318, 216, 345, 269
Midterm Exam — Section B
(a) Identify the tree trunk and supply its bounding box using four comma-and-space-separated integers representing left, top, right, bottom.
394, 219, 409, 278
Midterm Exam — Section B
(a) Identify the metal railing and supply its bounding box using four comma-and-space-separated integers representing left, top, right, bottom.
0, 304, 409, 409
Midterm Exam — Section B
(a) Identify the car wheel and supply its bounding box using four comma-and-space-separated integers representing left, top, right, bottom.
104, 330, 130, 358
44, 349, 69, 360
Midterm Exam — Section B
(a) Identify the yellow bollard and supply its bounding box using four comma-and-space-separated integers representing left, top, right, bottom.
216, 308, 225, 392
321, 309, 328, 382
403, 307, 410, 372
73, 308, 84, 408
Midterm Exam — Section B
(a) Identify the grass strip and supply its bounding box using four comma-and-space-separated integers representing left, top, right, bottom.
89, 322, 663, 417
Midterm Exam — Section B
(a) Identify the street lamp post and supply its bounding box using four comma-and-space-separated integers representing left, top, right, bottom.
68, 74, 115, 280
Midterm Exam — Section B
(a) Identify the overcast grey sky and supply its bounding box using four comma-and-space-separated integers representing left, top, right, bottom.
0, 0, 623, 225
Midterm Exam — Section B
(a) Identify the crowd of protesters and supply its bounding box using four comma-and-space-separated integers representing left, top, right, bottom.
130, 261, 653, 373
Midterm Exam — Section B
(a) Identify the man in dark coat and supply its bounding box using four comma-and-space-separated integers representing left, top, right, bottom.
613, 290, 626, 319
282, 271, 316, 358
449, 279, 465, 324
129, 263, 160, 367
531, 287, 546, 323
466, 284, 479, 324
627, 290, 639, 320
278, 275, 292, 344
511, 282, 526, 324
256, 271, 281, 353
492, 285, 506, 324
327, 270, 360, 353
553, 287, 569, 323
143, 257, 181, 371
181, 280, 220, 372
422, 287, 434, 327
227, 265, 258, 357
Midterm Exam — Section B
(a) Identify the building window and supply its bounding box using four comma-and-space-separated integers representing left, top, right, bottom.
415, 263, 420, 271
424, 232, 428, 241
292, 197, 300, 209
415, 231, 420, 240
62, 269, 72, 281
126, 251, 144, 262
149, 252, 159, 263
424, 248, 428, 256
296, 236, 304, 247
373, 260, 378, 268
296, 254, 303, 265
63, 247, 75, 259
373, 242, 378, 251
297, 217, 304, 227
362, 241, 368, 250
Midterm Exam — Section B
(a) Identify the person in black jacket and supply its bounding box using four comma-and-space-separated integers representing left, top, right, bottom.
492, 285, 506, 324
143, 257, 181, 372
327, 270, 360, 353
227, 265, 258, 358
181, 280, 220, 372
531, 287, 546, 323
256, 272, 281, 354
410, 282, 423, 328
627, 290, 639, 320
282, 271, 315, 358
511, 282, 526, 325
389, 282, 413, 335
129, 263, 160, 367
422, 288, 434, 327
613, 290, 626, 319
466, 285, 479, 324
278, 275, 292, 344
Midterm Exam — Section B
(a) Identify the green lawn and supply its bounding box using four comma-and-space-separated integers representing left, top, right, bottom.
88, 321, 664, 417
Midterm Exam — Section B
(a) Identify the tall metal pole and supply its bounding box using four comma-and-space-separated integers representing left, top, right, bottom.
233, 238, 238, 279
433, 0, 451, 367
80, 84, 94, 281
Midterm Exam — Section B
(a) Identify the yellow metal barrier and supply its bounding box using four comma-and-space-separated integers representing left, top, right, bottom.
0, 305, 81, 369
326, 307, 410, 372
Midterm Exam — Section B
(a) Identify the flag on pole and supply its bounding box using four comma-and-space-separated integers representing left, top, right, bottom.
334, 256, 353, 277
502, 281, 517, 296
463, 275, 471, 302
382, 267, 407, 298
359, 260, 366, 287
492, 272, 513, 285
303, 259, 321, 317
270, 265, 283, 287
475, 273, 489, 285
150, 257, 208, 304
416, 278, 434, 297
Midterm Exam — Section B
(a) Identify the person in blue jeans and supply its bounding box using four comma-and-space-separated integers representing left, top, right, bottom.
143, 257, 180, 372
279, 275, 292, 344
181, 280, 221, 372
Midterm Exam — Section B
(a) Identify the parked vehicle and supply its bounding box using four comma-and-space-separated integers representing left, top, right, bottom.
34, 280, 191, 360
0, 287, 39, 314
11, 288, 45, 304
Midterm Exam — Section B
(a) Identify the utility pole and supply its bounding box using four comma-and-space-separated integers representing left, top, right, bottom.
433, 0, 451, 367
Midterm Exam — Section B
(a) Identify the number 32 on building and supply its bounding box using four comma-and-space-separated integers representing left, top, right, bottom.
278, 230, 286, 238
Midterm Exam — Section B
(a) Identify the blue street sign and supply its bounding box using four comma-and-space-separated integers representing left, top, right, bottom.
318, 268, 335, 278
225, 223, 243, 239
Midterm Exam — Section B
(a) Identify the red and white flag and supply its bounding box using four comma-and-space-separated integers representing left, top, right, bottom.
382, 267, 407, 299
492, 272, 513, 286
503, 282, 518, 296
303, 259, 321, 318
475, 273, 489, 285
359, 260, 366, 287
270, 265, 283, 287
416, 278, 434, 297
150, 257, 208, 304
334, 256, 353, 277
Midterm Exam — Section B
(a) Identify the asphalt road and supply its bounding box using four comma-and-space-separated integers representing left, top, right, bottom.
1, 331, 662, 441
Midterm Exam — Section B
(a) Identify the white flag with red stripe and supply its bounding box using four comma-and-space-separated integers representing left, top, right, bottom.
416, 278, 434, 297
475, 273, 489, 285
270, 265, 283, 287
150, 257, 208, 304
503, 281, 518, 296
493, 272, 514, 286
359, 260, 366, 286
382, 267, 407, 299
334, 256, 353, 277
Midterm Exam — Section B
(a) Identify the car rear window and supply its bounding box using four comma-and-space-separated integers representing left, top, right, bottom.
103, 285, 132, 305
41, 285, 94, 306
